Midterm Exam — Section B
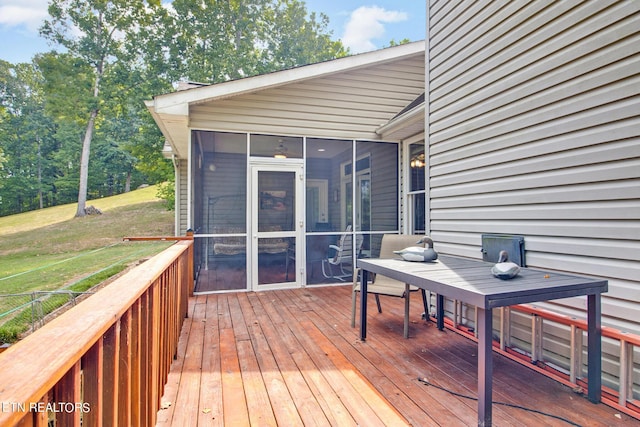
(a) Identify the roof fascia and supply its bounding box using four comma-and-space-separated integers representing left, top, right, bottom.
376, 103, 425, 137
145, 100, 177, 146
145, 100, 166, 134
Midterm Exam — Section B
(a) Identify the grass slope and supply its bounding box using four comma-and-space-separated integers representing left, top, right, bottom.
0, 185, 166, 236
0, 186, 175, 342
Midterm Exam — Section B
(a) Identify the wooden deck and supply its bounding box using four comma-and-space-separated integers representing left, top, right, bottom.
156, 285, 632, 426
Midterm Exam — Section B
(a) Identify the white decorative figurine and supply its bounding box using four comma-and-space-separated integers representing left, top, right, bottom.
394, 236, 438, 262
491, 250, 521, 279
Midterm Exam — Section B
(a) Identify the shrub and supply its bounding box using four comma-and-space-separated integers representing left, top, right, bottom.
0, 324, 27, 344
156, 181, 175, 211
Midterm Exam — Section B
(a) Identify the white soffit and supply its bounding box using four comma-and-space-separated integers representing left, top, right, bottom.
377, 102, 425, 141
147, 41, 425, 157
150, 41, 425, 115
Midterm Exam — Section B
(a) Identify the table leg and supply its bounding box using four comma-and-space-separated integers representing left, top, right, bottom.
404, 283, 410, 338
437, 294, 444, 331
477, 307, 493, 426
587, 293, 602, 403
360, 269, 368, 341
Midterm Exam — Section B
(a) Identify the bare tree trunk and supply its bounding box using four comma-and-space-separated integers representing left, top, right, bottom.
75, 45, 103, 218
125, 170, 131, 192
75, 109, 98, 217
37, 138, 43, 210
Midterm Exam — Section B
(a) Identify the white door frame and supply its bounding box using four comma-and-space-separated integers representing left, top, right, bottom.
249, 160, 305, 291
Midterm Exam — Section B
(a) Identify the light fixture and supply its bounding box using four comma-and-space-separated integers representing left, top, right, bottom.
410, 153, 425, 168
274, 140, 287, 159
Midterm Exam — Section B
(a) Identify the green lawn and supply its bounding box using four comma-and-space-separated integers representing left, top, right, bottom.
0, 186, 176, 342
0, 184, 166, 236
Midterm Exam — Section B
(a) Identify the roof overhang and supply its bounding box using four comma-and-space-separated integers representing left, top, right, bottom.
146, 41, 426, 158
376, 102, 425, 141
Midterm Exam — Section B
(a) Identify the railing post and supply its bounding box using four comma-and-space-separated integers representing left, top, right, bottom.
139, 290, 151, 426
531, 314, 543, 364
618, 338, 633, 407
453, 299, 459, 327
186, 230, 195, 297
103, 320, 121, 424
151, 280, 161, 419
54, 361, 82, 426
570, 324, 583, 383
499, 307, 511, 351
118, 310, 132, 426
474, 305, 479, 338
130, 300, 142, 427
30, 293, 36, 332
81, 339, 104, 426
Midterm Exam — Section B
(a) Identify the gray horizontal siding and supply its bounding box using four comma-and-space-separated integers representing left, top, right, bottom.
428, 0, 640, 395
189, 57, 425, 141
178, 162, 188, 235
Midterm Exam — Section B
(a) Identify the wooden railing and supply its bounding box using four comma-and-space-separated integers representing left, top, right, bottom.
504, 304, 640, 419
0, 239, 193, 426
440, 302, 640, 420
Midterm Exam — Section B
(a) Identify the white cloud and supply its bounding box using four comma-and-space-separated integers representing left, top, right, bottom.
0, 0, 49, 32
161, 1, 175, 16
341, 6, 408, 53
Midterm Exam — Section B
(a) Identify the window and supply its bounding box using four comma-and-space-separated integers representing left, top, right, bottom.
250, 134, 303, 159
341, 154, 371, 231
406, 141, 426, 234
306, 179, 328, 229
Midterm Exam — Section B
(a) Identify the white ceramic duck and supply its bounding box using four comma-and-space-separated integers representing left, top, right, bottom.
394, 236, 438, 262
491, 250, 521, 279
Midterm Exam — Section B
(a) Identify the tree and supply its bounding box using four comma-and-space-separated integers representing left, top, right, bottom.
0, 60, 59, 215
8, 0, 345, 217
387, 38, 411, 47
166, 0, 347, 84
40, 0, 159, 217
259, 0, 347, 73
98, 54, 173, 190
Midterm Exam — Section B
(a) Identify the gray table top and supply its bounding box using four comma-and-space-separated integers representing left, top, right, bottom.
357, 255, 608, 309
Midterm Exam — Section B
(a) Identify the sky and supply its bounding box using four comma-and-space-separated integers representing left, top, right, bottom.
0, 0, 426, 64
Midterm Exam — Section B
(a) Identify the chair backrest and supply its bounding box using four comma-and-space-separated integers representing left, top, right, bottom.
331, 225, 365, 264
336, 225, 352, 247
380, 234, 425, 259
331, 225, 352, 263
481, 234, 525, 267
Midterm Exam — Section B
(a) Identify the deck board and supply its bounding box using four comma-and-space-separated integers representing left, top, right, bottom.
198, 295, 223, 426
157, 285, 632, 426
238, 293, 304, 426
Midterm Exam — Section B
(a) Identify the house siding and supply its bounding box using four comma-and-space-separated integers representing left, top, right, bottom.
189, 57, 425, 141
427, 0, 640, 391
177, 160, 188, 235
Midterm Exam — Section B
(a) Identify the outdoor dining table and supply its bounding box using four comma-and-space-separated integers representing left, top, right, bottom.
357, 255, 608, 427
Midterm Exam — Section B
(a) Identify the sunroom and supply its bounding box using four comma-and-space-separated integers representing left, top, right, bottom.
146, 41, 426, 293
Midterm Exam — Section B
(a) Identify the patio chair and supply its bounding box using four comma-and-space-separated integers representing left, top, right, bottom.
321, 225, 363, 281
351, 234, 429, 338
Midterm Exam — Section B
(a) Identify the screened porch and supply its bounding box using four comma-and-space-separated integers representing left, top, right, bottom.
190, 130, 426, 293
